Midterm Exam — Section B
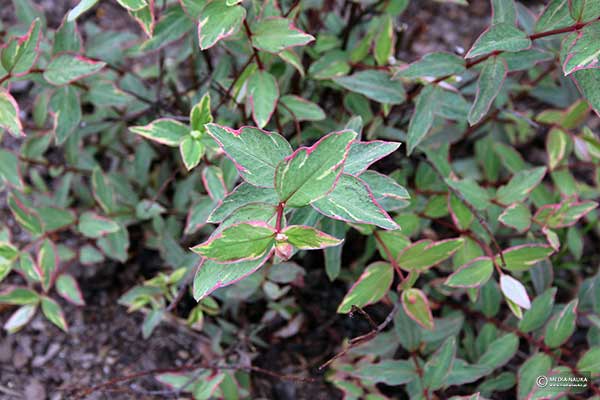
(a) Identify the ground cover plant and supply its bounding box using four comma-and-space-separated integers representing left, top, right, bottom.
0, 0, 600, 398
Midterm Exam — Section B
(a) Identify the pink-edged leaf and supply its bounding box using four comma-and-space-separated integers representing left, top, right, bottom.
56, 274, 85, 306
130, 118, 189, 146
43, 53, 106, 85
534, 199, 598, 228
129, 0, 155, 38
247, 69, 279, 128
445, 257, 494, 288
41, 296, 68, 332
77, 212, 120, 238
206, 124, 292, 188
468, 56, 508, 125
343, 140, 401, 176
275, 130, 357, 208
36, 239, 59, 293
396, 238, 464, 272
280, 225, 343, 250
0, 89, 24, 137
2, 18, 42, 76
251, 17, 315, 53
312, 173, 399, 230
498, 244, 554, 271
193, 252, 272, 300
402, 288, 434, 330
498, 203, 532, 233
500, 274, 531, 309
337, 262, 393, 313
191, 221, 275, 263
197, 1, 246, 50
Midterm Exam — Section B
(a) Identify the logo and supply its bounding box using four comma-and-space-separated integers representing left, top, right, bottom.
537, 375, 548, 388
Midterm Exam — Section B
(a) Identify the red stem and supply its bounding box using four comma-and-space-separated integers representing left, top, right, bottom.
275, 202, 285, 232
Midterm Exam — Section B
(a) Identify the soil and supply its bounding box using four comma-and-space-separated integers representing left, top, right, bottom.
0, 1, 549, 399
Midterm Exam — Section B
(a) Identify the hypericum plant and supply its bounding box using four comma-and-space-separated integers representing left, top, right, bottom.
1, 0, 600, 398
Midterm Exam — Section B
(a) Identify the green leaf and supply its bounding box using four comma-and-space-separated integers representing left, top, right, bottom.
0, 89, 23, 137
202, 166, 226, 201
190, 93, 213, 131
247, 70, 279, 128
279, 95, 325, 121
41, 296, 68, 332
495, 167, 546, 205
572, 68, 600, 115
1, 18, 40, 75
0, 287, 39, 305
92, 168, 114, 213
344, 140, 401, 176
337, 262, 393, 313
139, 6, 193, 52
180, 136, 205, 170
449, 193, 474, 230
360, 171, 410, 211
406, 85, 436, 155
402, 288, 434, 330
491, 0, 516, 24
130, 3, 155, 37
546, 128, 568, 170
445, 257, 493, 288
197, 1, 246, 50
568, 0, 600, 22
374, 14, 393, 66
519, 287, 556, 333
468, 57, 507, 125
206, 124, 292, 187
50, 85, 81, 144
251, 17, 314, 53
499, 49, 554, 71
8, 194, 42, 235
275, 130, 356, 207
518, 353, 553, 400
130, 118, 189, 146
308, 50, 350, 80
544, 299, 578, 348
333, 70, 406, 105
0, 149, 24, 189
499, 244, 554, 272
311, 174, 399, 230
281, 225, 342, 250
37, 239, 58, 292
185, 197, 216, 234
478, 333, 519, 370
191, 222, 275, 262
78, 212, 120, 238
43, 54, 105, 85
535, 0, 575, 33
466, 23, 531, 59
56, 274, 85, 306
394, 52, 465, 79
423, 337, 456, 390
193, 254, 270, 300
562, 21, 600, 75
322, 218, 345, 281
4, 304, 37, 333
577, 347, 600, 375
352, 360, 417, 386
498, 203, 531, 232
396, 238, 464, 272
499, 274, 531, 309
208, 183, 278, 223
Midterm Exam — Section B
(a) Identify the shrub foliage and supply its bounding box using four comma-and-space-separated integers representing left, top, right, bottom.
1, 0, 600, 398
